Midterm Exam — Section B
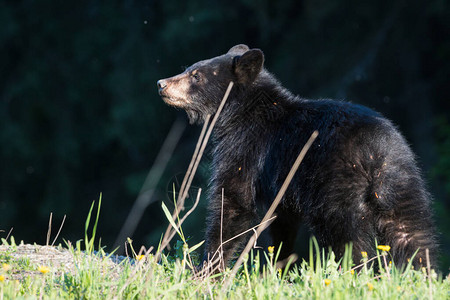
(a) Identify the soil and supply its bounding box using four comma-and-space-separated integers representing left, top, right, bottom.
0, 243, 127, 281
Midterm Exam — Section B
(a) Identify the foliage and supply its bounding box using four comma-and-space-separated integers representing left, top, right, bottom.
1, 198, 449, 298
0, 236, 449, 299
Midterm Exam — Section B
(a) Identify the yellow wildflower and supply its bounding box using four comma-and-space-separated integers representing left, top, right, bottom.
268, 246, 275, 254
324, 279, 331, 286
277, 268, 282, 278
377, 245, 391, 252
136, 255, 145, 261
361, 251, 368, 258
38, 266, 50, 274
2, 263, 11, 272
367, 282, 374, 291
0, 275, 5, 282
350, 269, 355, 275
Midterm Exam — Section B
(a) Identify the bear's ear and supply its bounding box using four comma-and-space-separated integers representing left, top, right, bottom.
233, 49, 264, 85
227, 44, 249, 55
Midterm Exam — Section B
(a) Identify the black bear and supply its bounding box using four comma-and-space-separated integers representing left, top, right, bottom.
157, 44, 437, 269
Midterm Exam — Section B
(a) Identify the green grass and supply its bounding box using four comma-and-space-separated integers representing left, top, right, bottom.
0, 237, 449, 299
0, 196, 448, 299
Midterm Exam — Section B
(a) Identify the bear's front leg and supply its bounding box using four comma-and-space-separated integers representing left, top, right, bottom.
203, 189, 257, 271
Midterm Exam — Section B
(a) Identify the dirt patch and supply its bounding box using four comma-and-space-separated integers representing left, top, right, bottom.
0, 243, 127, 281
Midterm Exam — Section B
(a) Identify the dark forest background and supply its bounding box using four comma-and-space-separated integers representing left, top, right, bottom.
1, 0, 449, 270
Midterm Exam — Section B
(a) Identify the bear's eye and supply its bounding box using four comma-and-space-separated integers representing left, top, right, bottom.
192, 72, 201, 82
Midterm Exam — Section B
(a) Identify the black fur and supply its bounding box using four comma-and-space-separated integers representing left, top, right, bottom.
158, 44, 437, 269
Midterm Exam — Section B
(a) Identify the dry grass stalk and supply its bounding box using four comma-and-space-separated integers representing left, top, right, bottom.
46, 212, 53, 246
195, 216, 278, 279
426, 248, 433, 300
156, 82, 234, 262
51, 215, 66, 246
45, 213, 67, 247
162, 188, 203, 254
222, 130, 319, 290
158, 115, 211, 254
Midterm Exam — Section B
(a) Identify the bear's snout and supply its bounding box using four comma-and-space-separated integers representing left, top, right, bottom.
157, 79, 167, 95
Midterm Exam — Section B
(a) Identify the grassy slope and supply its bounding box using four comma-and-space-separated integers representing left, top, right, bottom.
0, 237, 448, 299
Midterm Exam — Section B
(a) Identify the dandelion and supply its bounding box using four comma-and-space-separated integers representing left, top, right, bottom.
367, 282, 374, 291
2, 263, 10, 272
377, 245, 391, 252
136, 255, 145, 261
0, 275, 5, 282
324, 279, 331, 286
38, 266, 50, 274
267, 246, 275, 265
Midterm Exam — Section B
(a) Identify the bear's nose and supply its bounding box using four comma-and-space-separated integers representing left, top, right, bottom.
157, 80, 167, 94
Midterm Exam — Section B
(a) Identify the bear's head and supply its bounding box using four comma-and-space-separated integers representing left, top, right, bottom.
157, 44, 265, 124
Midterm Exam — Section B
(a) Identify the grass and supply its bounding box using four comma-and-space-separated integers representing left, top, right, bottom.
0, 237, 449, 299
0, 183, 448, 299
0, 207, 449, 300
0, 166, 448, 298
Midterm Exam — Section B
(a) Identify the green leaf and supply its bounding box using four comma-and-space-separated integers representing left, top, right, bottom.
161, 201, 182, 239
188, 240, 205, 254
84, 200, 95, 252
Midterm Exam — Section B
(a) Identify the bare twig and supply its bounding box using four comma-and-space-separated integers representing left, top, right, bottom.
178, 115, 211, 206
179, 81, 235, 205
220, 217, 277, 248
51, 215, 66, 246
195, 216, 278, 279
196, 256, 222, 279
5, 228, 13, 241
46, 213, 53, 246
275, 254, 298, 271
222, 130, 319, 291
220, 188, 225, 272
156, 82, 234, 261
426, 248, 433, 300
382, 252, 391, 280
124, 241, 129, 258
209, 216, 277, 264
163, 188, 203, 247
346, 255, 379, 273
178, 189, 202, 230
159, 115, 211, 253
137, 245, 154, 256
